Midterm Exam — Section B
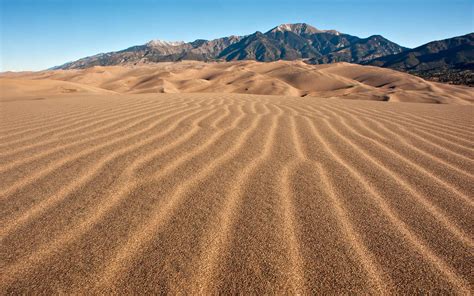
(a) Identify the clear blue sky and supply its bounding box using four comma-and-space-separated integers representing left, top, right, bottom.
1, 0, 473, 71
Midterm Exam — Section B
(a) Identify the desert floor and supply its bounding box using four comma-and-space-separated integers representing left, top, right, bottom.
0, 91, 473, 294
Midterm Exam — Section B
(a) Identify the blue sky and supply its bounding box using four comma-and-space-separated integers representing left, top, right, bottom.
1, 0, 473, 71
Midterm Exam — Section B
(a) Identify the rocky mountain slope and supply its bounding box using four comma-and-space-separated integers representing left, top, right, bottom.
366, 33, 474, 86
55, 23, 406, 69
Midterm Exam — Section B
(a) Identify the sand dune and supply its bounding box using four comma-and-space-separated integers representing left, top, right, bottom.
0, 91, 473, 294
1, 61, 473, 104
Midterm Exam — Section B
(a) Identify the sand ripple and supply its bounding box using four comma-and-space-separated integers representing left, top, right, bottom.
0, 93, 473, 294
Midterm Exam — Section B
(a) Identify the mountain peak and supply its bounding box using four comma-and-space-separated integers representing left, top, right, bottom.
55, 23, 405, 70
268, 23, 340, 35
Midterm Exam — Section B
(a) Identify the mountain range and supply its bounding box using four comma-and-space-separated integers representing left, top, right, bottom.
366, 33, 474, 86
56, 23, 406, 67
54, 23, 473, 86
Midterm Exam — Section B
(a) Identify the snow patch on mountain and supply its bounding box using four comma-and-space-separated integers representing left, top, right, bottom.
147, 40, 186, 47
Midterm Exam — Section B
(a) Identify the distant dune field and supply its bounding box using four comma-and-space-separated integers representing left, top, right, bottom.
1, 61, 473, 104
0, 88, 473, 294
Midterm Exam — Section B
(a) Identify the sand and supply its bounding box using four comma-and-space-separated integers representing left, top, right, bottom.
0, 62, 473, 294
1, 60, 473, 104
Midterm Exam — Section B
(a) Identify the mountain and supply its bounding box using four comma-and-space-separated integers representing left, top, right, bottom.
55, 36, 243, 69
366, 33, 474, 86
54, 23, 406, 69
306, 35, 409, 64
267, 23, 341, 35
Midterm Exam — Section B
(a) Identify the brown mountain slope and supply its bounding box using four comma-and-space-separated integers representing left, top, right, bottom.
53, 23, 405, 69
366, 33, 474, 86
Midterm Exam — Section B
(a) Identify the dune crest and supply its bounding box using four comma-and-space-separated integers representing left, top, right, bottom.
1, 61, 472, 104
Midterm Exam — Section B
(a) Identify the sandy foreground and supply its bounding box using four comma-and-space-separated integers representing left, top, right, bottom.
0, 62, 473, 294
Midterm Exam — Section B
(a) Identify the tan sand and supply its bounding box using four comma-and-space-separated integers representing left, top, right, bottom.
0, 89, 473, 294
1, 61, 473, 104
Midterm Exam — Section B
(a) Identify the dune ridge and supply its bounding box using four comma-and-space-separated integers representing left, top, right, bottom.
1, 61, 473, 104
0, 92, 473, 294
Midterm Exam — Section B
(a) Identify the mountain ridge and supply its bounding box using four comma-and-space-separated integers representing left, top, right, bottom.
51, 23, 473, 86
54, 23, 406, 69
366, 33, 474, 85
